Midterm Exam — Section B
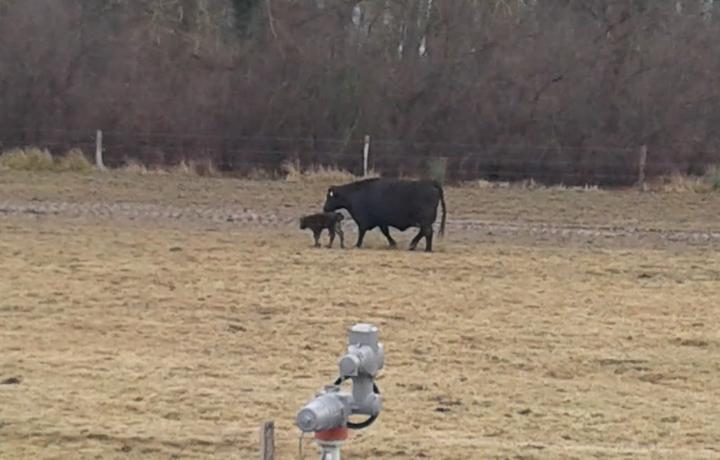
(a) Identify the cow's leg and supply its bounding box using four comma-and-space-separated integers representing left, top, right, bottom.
355, 228, 367, 248
423, 224, 434, 252
408, 228, 424, 251
312, 229, 322, 248
380, 226, 397, 248
327, 227, 335, 248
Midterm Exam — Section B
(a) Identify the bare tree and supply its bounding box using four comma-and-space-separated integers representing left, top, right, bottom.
1, 0, 719, 183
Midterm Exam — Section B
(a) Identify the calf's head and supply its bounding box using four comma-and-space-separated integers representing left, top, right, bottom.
323, 187, 348, 212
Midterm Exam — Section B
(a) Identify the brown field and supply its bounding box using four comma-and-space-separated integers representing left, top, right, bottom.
1, 171, 719, 459
2, 170, 720, 231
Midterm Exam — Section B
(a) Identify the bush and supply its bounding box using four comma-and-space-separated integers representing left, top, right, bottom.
56, 148, 93, 172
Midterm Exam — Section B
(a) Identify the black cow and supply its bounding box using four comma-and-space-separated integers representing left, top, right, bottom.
323, 177, 447, 252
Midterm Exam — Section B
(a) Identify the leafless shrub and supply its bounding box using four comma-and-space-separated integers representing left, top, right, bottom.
1, 2, 719, 184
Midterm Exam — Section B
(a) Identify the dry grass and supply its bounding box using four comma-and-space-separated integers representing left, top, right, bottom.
0, 216, 719, 459
705, 165, 720, 190
281, 159, 378, 184
115, 158, 352, 181
245, 167, 278, 181
467, 178, 601, 192
119, 159, 220, 177
168, 159, 218, 177
188, 159, 218, 177
2, 147, 719, 195
120, 159, 153, 175
650, 172, 711, 193
647, 167, 720, 193
0, 147, 94, 173
0, 147, 55, 171
56, 148, 94, 173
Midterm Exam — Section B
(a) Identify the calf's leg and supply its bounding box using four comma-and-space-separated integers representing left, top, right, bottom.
336, 225, 345, 248
327, 227, 336, 248
312, 229, 322, 248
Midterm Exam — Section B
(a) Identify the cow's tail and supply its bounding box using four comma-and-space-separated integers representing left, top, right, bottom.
434, 180, 447, 238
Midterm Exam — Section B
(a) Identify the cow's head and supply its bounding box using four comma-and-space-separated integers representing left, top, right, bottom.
323, 187, 347, 212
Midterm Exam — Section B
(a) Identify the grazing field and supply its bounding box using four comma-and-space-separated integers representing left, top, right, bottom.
1, 172, 719, 459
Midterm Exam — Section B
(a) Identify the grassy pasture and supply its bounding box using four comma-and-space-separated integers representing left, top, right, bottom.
0, 172, 719, 459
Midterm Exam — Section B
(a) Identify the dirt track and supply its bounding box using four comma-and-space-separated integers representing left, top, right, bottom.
2, 199, 720, 249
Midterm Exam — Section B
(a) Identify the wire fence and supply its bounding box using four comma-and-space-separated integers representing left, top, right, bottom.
1, 128, 718, 186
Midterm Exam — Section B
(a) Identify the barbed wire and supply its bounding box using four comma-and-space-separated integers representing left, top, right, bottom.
91, 163, 637, 183
0, 145, 709, 171
0, 139, 667, 160
2, 129, 718, 183
91, 157, 648, 180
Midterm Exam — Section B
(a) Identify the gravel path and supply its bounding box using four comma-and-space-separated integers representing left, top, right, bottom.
2, 199, 720, 246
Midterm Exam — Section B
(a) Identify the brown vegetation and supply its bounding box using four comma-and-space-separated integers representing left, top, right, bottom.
1, 1, 720, 184
0, 147, 93, 172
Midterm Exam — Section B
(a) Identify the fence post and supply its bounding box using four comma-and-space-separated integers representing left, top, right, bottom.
638, 144, 647, 191
260, 421, 275, 460
429, 156, 448, 184
363, 134, 370, 177
95, 130, 105, 170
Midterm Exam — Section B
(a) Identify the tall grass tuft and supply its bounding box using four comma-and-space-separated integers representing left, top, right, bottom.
281, 160, 360, 183
0, 147, 55, 171
0, 146, 94, 172
56, 148, 93, 172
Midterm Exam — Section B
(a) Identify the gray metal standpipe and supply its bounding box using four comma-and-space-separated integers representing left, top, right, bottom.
296, 323, 384, 459
296, 386, 351, 433
339, 325, 384, 421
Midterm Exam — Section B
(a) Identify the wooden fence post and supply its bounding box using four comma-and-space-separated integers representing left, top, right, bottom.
638, 144, 647, 191
363, 134, 370, 177
260, 420, 275, 460
429, 156, 448, 184
95, 130, 106, 170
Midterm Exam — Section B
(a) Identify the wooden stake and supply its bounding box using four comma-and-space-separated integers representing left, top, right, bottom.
363, 134, 370, 177
260, 421, 275, 460
95, 130, 105, 170
638, 145, 648, 191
